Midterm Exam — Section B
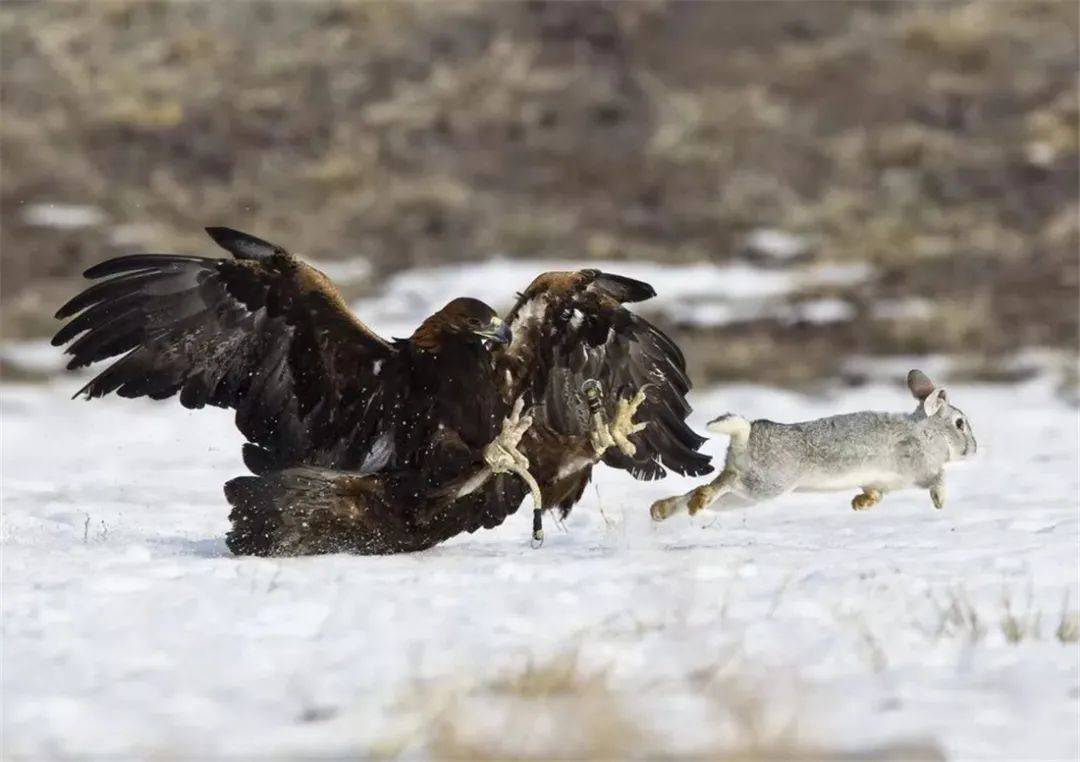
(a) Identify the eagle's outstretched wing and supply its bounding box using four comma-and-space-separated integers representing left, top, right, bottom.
499, 269, 712, 501
53, 227, 395, 472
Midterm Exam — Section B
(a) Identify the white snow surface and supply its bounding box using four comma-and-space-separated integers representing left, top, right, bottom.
2, 378, 1078, 759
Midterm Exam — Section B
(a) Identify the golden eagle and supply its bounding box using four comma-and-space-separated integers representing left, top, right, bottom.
53, 227, 711, 555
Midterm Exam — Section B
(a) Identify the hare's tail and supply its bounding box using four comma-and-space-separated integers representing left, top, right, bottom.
706, 414, 751, 448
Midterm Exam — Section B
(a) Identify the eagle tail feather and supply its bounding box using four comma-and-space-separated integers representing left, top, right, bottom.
223, 468, 417, 557
224, 468, 360, 556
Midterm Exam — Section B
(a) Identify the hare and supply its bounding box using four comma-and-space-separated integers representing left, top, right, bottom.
650, 370, 976, 520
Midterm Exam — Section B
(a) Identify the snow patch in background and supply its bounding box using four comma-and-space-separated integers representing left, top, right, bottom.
302, 255, 373, 285
787, 297, 855, 324
21, 203, 107, 230
0, 340, 70, 375
742, 228, 814, 263
350, 258, 872, 336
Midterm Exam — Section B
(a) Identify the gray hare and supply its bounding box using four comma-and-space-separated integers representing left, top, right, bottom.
651, 370, 976, 520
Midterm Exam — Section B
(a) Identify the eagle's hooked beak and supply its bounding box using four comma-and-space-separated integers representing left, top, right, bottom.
474, 317, 511, 345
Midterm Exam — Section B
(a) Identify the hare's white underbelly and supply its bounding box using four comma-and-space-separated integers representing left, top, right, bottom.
794, 467, 908, 492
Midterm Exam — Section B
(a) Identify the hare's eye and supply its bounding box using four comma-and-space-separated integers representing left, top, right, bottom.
955, 418, 965, 431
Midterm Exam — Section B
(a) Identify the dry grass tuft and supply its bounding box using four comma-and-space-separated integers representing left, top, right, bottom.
923, 587, 986, 645
1055, 593, 1080, 644
916, 585, 1080, 647
382, 649, 946, 760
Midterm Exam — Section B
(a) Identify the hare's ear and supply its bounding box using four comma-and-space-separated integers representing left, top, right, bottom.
907, 369, 936, 400
923, 387, 948, 416
908, 370, 947, 415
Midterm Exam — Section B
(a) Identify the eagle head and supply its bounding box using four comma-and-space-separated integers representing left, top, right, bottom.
411, 297, 510, 351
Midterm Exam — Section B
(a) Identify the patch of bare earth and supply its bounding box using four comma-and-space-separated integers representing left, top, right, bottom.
2, 2, 1076, 385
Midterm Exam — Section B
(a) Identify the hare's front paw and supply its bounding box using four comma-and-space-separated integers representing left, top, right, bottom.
930, 483, 946, 510
851, 489, 882, 511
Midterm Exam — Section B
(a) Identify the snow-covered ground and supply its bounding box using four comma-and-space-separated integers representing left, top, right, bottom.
2, 376, 1078, 759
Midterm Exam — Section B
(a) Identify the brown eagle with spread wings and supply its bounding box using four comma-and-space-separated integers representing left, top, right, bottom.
53, 227, 711, 555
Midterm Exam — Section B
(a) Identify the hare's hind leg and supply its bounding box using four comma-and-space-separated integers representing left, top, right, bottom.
650, 491, 691, 521
687, 468, 739, 515
928, 473, 946, 509
851, 488, 883, 511
650, 468, 739, 521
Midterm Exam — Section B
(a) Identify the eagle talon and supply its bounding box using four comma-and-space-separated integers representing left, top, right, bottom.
484, 398, 543, 511
589, 426, 616, 454
610, 389, 649, 457
584, 382, 649, 458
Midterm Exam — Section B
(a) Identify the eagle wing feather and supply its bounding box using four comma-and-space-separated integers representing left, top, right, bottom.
53, 227, 395, 472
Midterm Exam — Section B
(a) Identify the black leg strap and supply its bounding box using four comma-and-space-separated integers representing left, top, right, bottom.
531, 508, 544, 548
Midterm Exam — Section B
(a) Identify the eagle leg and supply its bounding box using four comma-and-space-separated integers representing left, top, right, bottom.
531, 508, 544, 549
483, 397, 544, 521
582, 380, 649, 458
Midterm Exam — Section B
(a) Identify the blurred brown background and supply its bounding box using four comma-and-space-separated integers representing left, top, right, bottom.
1, 1, 1077, 386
